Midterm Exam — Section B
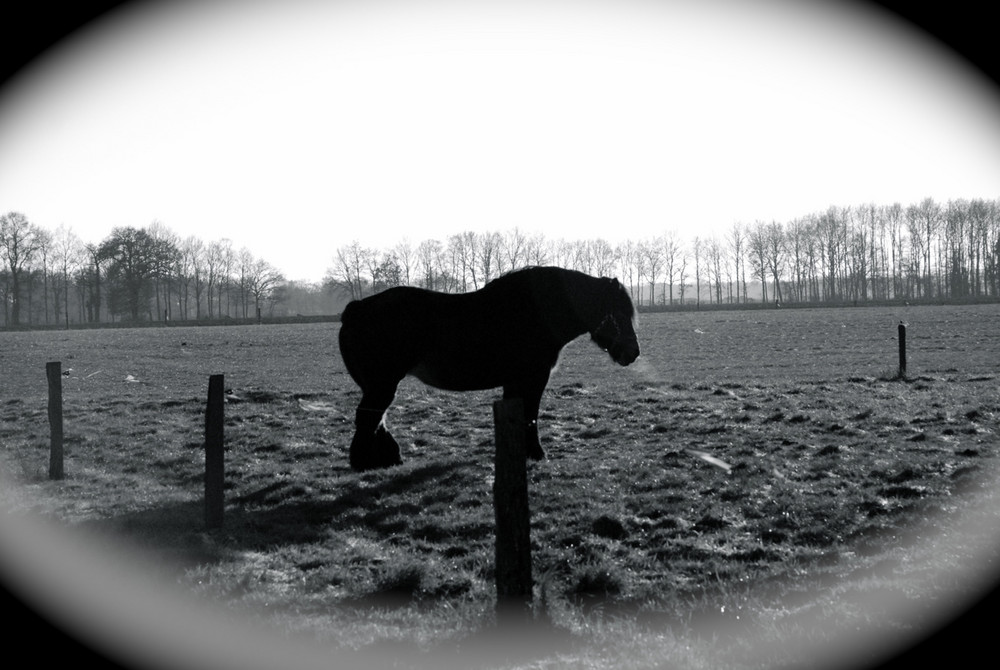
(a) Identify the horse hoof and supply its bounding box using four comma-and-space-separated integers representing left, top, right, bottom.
373, 426, 402, 468
350, 454, 402, 471
349, 425, 403, 471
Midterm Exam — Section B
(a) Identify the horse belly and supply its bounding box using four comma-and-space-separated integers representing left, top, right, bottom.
406, 302, 551, 391
408, 359, 504, 392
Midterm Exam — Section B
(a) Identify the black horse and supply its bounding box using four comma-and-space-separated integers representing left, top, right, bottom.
338, 266, 640, 471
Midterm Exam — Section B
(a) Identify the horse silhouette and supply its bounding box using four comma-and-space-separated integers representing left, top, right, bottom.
338, 266, 640, 471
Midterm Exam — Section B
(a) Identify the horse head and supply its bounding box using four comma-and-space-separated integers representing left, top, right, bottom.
590, 278, 640, 366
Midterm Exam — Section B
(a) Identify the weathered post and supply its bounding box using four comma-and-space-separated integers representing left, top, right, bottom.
205, 374, 225, 529
898, 322, 907, 378
46, 362, 64, 480
492, 398, 533, 628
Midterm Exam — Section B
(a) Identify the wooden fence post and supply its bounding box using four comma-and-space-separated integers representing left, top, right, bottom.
205, 374, 225, 529
46, 362, 64, 480
492, 398, 533, 627
898, 322, 907, 378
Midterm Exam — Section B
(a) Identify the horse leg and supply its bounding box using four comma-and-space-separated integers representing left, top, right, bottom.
503, 372, 550, 461
350, 384, 403, 471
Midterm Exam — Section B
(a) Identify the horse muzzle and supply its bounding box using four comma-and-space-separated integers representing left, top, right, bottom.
610, 340, 640, 366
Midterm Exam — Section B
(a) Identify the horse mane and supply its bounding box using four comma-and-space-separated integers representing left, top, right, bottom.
488, 265, 634, 331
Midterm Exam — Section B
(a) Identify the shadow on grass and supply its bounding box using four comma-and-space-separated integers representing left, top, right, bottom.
73, 499, 220, 585
77, 458, 484, 573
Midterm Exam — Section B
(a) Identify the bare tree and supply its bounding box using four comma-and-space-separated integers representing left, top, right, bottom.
868, 205, 890, 300
844, 207, 868, 301
747, 224, 768, 303
177, 236, 203, 319
727, 223, 747, 304
203, 238, 234, 317
501, 227, 528, 273
147, 221, 180, 320
393, 239, 415, 287
816, 207, 847, 301
784, 218, 809, 302
97, 226, 167, 321
763, 221, 786, 304
705, 237, 724, 304
328, 241, 371, 301
416, 238, 444, 290
904, 204, 927, 298
0, 211, 43, 325
52, 225, 83, 328
570, 239, 592, 275
908, 198, 941, 297
944, 199, 970, 297
80, 242, 104, 323
677, 248, 689, 304
987, 200, 1000, 296
550, 239, 574, 273
968, 198, 991, 296
662, 232, 682, 305
524, 232, 551, 268
615, 240, 639, 302
33, 226, 54, 324
447, 234, 471, 292
692, 236, 704, 306
884, 203, 906, 299
236, 247, 256, 318
371, 252, 403, 293
639, 237, 664, 307
461, 231, 482, 289
218, 240, 236, 317
475, 231, 502, 286
247, 258, 285, 316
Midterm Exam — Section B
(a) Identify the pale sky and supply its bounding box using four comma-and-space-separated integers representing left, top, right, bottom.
1, 0, 999, 283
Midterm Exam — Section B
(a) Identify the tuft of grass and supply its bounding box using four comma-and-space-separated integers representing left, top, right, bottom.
568, 563, 624, 601
591, 514, 628, 540
878, 365, 909, 382
368, 561, 425, 604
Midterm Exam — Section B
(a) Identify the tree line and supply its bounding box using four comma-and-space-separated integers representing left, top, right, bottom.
0, 216, 333, 328
328, 197, 1000, 308
4, 196, 998, 328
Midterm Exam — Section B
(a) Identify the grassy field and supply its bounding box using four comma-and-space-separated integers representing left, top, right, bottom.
1, 302, 999, 669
